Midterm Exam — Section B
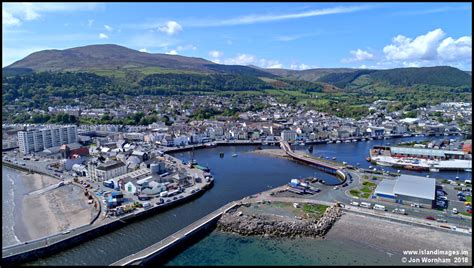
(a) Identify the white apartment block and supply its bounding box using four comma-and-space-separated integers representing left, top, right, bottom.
280, 130, 297, 142
17, 125, 78, 154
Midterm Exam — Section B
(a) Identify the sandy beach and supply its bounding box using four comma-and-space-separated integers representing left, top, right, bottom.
327, 212, 472, 260
15, 171, 95, 242
251, 149, 289, 159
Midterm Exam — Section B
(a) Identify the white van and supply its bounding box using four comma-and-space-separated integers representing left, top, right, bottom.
142, 202, 153, 210
360, 202, 372, 209
373, 204, 386, 211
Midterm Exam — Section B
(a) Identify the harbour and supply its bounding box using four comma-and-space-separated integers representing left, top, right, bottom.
2, 134, 471, 265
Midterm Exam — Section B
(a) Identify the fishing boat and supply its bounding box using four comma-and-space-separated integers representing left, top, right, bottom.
232, 154, 238, 157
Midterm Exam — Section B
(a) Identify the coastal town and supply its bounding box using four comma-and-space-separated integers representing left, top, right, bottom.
2, 2, 472, 266
2, 95, 472, 265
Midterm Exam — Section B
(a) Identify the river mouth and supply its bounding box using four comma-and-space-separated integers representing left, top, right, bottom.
13, 135, 471, 265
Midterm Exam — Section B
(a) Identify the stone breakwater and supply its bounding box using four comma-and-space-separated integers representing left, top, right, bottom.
216, 204, 342, 238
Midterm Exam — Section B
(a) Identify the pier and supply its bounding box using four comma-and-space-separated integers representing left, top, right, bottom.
280, 141, 346, 181
111, 201, 240, 266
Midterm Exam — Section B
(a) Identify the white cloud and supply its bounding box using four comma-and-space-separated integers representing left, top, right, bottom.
139, 48, 149, 53
258, 59, 283, 69
166, 50, 178, 55
377, 28, 472, 69
383, 28, 446, 61
437, 36, 471, 61
3, 10, 21, 26
104, 25, 113, 32
187, 5, 372, 27
99, 33, 109, 39
223, 54, 256, 65
209, 50, 224, 58
289, 63, 315, 70
3, 3, 103, 25
352, 49, 374, 61
222, 53, 283, 68
159, 21, 182, 35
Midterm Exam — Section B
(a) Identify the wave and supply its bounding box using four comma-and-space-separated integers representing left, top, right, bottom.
2, 173, 22, 245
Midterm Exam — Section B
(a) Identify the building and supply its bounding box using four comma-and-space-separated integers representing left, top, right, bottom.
280, 130, 297, 142
88, 159, 127, 181
374, 174, 436, 208
17, 125, 77, 155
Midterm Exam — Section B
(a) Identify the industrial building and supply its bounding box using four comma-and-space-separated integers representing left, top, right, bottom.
17, 125, 77, 154
374, 174, 436, 208
88, 159, 127, 181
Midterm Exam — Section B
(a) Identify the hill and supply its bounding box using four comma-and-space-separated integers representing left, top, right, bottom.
5, 44, 275, 78
316, 66, 472, 88
256, 67, 358, 82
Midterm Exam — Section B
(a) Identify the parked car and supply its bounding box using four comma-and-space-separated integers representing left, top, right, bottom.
436, 218, 448, 223
350, 201, 360, 206
392, 208, 407, 215
425, 216, 436, 221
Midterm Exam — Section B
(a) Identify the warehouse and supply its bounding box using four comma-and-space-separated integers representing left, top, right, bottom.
374, 174, 436, 208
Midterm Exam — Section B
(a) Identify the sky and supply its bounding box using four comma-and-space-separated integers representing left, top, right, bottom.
2, 2, 472, 70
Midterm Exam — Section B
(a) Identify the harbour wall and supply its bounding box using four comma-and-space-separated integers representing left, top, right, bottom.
111, 201, 238, 266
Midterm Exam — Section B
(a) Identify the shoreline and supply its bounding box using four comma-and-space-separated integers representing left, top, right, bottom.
3, 166, 94, 243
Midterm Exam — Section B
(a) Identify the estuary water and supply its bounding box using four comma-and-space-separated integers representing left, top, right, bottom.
3, 134, 469, 265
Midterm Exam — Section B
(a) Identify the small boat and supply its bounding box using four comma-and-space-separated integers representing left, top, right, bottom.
342, 161, 347, 165
336, 140, 341, 144
465, 169, 472, 172
352, 139, 357, 142
361, 138, 366, 141
327, 141, 333, 144
232, 154, 238, 157
356, 163, 360, 166
429, 168, 440, 172
455, 176, 460, 180
344, 140, 351, 143
332, 157, 336, 160
376, 161, 392, 167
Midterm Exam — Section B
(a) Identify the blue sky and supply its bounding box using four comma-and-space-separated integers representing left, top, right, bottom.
2, 2, 472, 70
